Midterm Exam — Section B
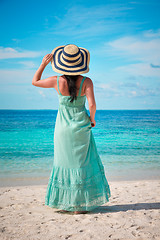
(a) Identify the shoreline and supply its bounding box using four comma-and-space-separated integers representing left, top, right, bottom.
0, 175, 160, 188
0, 178, 159, 189
0, 179, 160, 240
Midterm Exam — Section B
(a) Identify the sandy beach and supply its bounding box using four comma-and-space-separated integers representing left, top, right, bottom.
0, 179, 159, 240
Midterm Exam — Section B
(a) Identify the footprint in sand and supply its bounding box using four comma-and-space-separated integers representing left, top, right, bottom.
65, 234, 72, 239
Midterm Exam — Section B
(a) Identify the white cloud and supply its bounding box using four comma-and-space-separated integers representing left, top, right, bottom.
12, 38, 21, 43
99, 83, 122, 93
0, 46, 44, 59
102, 29, 160, 77
42, 4, 135, 38
0, 69, 35, 84
97, 82, 125, 97
143, 29, 160, 38
97, 80, 159, 98
0, 63, 54, 84
0, 63, 55, 86
18, 61, 36, 68
107, 35, 160, 65
117, 63, 160, 77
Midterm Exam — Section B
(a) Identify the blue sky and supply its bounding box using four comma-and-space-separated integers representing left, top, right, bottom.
0, 0, 160, 109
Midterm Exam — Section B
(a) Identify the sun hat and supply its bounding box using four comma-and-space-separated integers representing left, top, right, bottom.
51, 44, 90, 75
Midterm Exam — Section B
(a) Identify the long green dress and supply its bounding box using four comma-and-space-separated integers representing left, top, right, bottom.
45, 76, 111, 211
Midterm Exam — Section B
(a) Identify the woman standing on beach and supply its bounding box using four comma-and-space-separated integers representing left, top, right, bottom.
32, 44, 111, 214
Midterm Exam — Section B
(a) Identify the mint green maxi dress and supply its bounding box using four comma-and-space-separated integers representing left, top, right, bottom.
45, 76, 111, 211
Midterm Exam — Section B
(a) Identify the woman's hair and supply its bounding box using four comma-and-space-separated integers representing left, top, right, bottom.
64, 75, 80, 102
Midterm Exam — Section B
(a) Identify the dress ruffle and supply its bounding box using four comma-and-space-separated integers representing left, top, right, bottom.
45, 163, 111, 212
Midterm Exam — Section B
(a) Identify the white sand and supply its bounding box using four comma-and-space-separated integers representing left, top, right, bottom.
0, 179, 160, 240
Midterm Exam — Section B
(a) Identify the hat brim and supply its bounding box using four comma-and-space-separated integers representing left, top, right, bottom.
51, 45, 90, 75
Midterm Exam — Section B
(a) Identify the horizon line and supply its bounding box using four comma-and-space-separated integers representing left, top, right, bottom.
0, 109, 160, 111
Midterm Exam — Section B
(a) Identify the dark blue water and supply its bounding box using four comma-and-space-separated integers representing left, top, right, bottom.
0, 110, 160, 186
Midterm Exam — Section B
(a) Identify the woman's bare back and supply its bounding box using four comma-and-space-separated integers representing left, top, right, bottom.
56, 75, 86, 97
56, 75, 96, 126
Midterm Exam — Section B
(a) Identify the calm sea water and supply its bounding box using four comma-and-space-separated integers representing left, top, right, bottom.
0, 110, 160, 186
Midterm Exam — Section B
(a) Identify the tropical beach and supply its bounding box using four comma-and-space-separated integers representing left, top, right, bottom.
1, 0, 160, 239
0, 110, 160, 239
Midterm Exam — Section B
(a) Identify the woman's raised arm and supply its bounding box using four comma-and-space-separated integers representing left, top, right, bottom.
32, 54, 56, 88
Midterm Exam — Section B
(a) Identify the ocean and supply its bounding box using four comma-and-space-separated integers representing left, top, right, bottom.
0, 109, 160, 186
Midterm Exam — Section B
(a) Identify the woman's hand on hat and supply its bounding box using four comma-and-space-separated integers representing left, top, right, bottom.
41, 54, 53, 67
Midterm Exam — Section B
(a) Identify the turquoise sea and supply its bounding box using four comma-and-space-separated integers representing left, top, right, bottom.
0, 110, 160, 187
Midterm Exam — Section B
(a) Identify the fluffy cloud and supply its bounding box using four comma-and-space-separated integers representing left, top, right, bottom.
18, 61, 36, 68
43, 4, 134, 38
104, 29, 160, 77
97, 80, 159, 98
116, 63, 160, 77
0, 69, 35, 84
107, 30, 160, 65
0, 47, 44, 59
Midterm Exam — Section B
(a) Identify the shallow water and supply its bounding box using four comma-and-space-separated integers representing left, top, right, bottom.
0, 109, 160, 186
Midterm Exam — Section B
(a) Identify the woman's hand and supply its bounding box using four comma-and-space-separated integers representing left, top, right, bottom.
89, 116, 96, 127
41, 54, 53, 67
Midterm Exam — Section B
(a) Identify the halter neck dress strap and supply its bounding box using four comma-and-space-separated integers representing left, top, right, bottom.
57, 76, 62, 96
78, 76, 86, 97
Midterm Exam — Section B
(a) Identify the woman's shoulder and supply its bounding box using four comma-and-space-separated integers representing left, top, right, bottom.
84, 77, 93, 86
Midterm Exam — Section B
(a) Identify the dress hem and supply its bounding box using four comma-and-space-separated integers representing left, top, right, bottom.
45, 193, 111, 212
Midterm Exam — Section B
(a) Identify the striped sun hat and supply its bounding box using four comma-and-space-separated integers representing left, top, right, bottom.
51, 44, 90, 75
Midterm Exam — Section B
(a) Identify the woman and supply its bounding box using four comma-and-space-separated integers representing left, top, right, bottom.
32, 44, 111, 214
